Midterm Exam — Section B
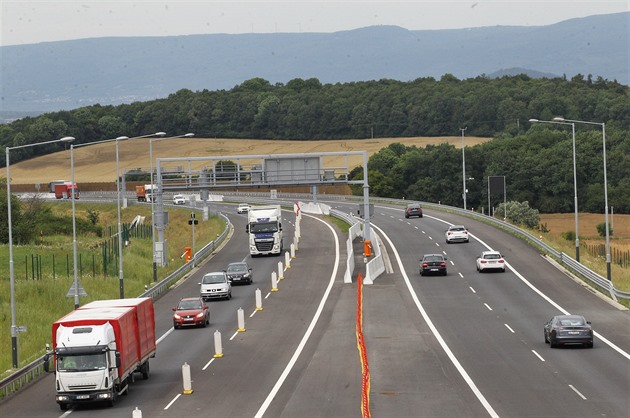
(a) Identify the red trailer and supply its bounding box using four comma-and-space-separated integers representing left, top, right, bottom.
50, 298, 156, 410
54, 182, 79, 199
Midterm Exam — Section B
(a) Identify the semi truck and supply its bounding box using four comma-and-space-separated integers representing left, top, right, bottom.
54, 182, 79, 199
48, 298, 156, 410
246, 205, 283, 256
135, 184, 156, 202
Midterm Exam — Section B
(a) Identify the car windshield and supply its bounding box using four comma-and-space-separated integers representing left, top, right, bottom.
559, 318, 586, 326
450, 227, 465, 231
227, 264, 247, 273
424, 256, 443, 262
178, 300, 202, 310
202, 274, 225, 284
485, 253, 501, 260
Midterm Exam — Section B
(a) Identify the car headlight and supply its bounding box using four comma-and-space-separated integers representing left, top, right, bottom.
173, 314, 181, 319
195, 312, 204, 319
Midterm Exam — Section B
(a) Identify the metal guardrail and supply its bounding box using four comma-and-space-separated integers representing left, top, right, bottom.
0, 209, 231, 402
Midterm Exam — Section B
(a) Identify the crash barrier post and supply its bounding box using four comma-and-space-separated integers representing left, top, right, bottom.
213, 330, 224, 358
291, 243, 296, 259
285, 251, 291, 268
237, 307, 246, 332
278, 261, 284, 280
182, 362, 193, 394
271, 271, 278, 292
132, 407, 142, 418
255, 289, 263, 311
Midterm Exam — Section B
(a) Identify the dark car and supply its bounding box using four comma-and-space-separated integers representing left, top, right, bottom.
225, 261, 253, 285
172, 297, 209, 329
405, 203, 423, 218
420, 254, 448, 276
544, 314, 593, 348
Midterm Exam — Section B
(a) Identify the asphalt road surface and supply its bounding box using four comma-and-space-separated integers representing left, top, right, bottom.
2, 201, 629, 418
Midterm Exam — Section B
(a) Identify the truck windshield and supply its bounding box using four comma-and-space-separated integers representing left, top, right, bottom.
250, 222, 278, 233
58, 354, 107, 371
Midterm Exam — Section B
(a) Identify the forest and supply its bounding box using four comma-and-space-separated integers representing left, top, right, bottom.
0, 74, 629, 214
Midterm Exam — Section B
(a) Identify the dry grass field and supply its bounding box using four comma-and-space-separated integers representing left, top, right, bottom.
8, 136, 489, 184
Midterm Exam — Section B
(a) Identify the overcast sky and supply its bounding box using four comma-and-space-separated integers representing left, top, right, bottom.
1, 0, 627, 47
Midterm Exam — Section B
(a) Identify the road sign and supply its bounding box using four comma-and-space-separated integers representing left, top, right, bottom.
66, 280, 88, 297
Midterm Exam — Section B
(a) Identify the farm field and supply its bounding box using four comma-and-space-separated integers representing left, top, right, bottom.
8, 136, 490, 184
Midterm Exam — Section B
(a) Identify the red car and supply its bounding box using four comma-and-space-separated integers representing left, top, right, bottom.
173, 297, 209, 329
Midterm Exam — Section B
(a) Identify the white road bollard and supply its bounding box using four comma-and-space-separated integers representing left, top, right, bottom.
271, 271, 278, 292
296, 219, 301, 239
132, 407, 142, 418
285, 251, 291, 268
182, 362, 193, 394
278, 261, 284, 280
237, 307, 246, 332
213, 330, 224, 358
291, 243, 296, 259
294, 235, 299, 251
255, 288, 263, 311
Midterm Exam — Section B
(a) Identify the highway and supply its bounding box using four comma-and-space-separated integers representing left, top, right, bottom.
1, 200, 629, 417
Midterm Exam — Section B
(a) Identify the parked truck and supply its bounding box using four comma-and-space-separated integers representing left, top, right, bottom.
49, 297, 156, 410
135, 184, 156, 202
54, 182, 79, 199
246, 205, 283, 256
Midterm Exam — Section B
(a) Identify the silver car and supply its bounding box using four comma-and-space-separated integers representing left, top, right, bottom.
445, 225, 469, 243
199, 272, 232, 301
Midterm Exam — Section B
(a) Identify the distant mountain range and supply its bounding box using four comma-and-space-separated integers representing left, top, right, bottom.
1, 12, 627, 117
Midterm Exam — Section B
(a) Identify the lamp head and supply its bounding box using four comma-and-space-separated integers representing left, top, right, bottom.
155, 132, 167, 137
60, 136, 75, 143
183, 133, 195, 138
553, 117, 565, 122
529, 119, 539, 122
116, 136, 129, 141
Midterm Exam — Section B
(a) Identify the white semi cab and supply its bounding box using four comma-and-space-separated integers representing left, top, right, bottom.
246, 205, 283, 256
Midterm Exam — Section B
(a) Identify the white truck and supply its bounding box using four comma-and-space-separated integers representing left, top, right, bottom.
47, 298, 156, 410
246, 205, 283, 256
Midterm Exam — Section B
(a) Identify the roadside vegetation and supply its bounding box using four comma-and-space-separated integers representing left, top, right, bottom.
0, 200, 226, 376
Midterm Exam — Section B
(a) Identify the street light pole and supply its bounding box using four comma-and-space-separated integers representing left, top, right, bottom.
70, 132, 165, 306
460, 127, 468, 210
529, 119, 580, 261
150, 133, 193, 282
554, 117, 611, 280
6, 136, 74, 368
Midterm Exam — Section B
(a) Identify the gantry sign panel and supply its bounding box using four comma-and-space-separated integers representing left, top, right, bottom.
154, 152, 365, 192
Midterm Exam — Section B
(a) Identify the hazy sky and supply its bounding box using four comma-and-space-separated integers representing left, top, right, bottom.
1, 0, 627, 46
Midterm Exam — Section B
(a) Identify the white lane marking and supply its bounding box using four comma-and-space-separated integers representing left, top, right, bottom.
459, 272, 464, 278
371, 223, 500, 418
419, 213, 630, 362
229, 331, 239, 341
504, 324, 515, 333
265, 292, 271, 299
164, 393, 181, 410
531, 350, 545, 362
470, 287, 476, 293
202, 357, 216, 371
255, 215, 340, 418
157, 327, 174, 344
569, 384, 587, 400
249, 309, 257, 318
484, 303, 493, 311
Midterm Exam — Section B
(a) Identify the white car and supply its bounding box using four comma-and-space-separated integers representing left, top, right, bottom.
237, 203, 250, 214
476, 251, 506, 272
445, 225, 469, 243
173, 194, 186, 205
